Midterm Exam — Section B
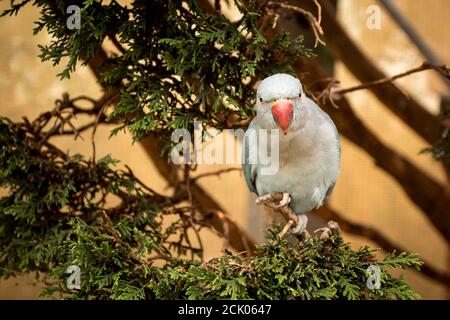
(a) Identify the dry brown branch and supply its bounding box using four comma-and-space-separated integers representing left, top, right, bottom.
313, 0, 321, 24
192, 167, 242, 182
108, 34, 126, 54
139, 136, 257, 255
312, 62, 450, 120
90, 102, 107, 164
266, 1, 325, 47
334, 62, 450, 101
311, 78, 340, 108
254, 193, 316, 240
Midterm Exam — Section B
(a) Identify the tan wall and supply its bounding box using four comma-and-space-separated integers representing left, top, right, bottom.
0, 0, 449, 299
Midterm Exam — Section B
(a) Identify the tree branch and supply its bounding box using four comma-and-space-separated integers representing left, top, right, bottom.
334, 62, 450, 102
139, 137, 256, 255
266, 1, 325, 47
191, 168, 242, 183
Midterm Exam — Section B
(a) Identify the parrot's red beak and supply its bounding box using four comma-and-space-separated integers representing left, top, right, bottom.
271, 99, 293, 135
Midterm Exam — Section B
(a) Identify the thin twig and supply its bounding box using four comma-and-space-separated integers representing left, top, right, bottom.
124, 164, 162, 197
311, 78, 340, 109
313, 0, 322, 24
266, 1, 325, 47
278, 220, 294, 237
312, 62, 450, 126
192, 167, 241, 182
334, 62, 450, 95
255, 193, 300, 238
91, 103, 107, 164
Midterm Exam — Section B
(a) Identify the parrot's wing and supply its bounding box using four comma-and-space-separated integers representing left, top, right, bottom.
325, 182, 336, 198
307, 96, 340, 155
322, 110, 340, 199
325, 120, 340, 199
306, 96, 341, 199
242, 120, 258, 193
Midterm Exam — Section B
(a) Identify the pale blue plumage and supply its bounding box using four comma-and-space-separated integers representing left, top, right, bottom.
242, 73, 340, 215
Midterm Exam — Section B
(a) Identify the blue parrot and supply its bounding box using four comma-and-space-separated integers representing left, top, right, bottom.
242, 73, 340, 235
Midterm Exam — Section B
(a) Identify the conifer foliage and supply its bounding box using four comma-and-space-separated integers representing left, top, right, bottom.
0, 0, 422, 299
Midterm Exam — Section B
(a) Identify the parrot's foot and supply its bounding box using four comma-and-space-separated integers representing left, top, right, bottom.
276, 192, 291, 208
256, 193, 309, 238
290, 214, 308, 235
314, 220, 341, 240
278, 214, 309, 238
255, 192, 291, 209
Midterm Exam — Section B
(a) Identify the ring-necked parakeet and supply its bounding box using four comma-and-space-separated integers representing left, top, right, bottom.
242, 73, 340, 235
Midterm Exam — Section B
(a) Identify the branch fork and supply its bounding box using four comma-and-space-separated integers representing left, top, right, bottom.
256, 192, 340, 240
255, 192, 307, 238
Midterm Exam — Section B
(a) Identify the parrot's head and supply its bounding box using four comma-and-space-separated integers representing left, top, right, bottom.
255, 73, 308, 135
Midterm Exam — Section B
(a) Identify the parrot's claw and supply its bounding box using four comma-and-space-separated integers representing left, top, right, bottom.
290, 214, 308, 235
255, 192, 291, 209
255, 193, 274, 206
256, 193, 309, 238
274, 192, 291, 209
277, 214, 309, 238
314, 220, 340, 240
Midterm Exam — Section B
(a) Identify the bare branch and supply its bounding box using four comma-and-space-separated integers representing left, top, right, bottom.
266, 1, 325, 47
139, 135, 256, 255
192, 168, 242, 182
311, 62, 450, 130
334, 62, 450, 98
91, 103, 107, 164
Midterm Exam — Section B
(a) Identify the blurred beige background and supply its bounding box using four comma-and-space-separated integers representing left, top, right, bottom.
0, 0, 449, 299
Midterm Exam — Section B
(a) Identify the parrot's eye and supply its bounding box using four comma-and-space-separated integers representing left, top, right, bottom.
298, 92, 302, 98
259, 97, 263, 103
